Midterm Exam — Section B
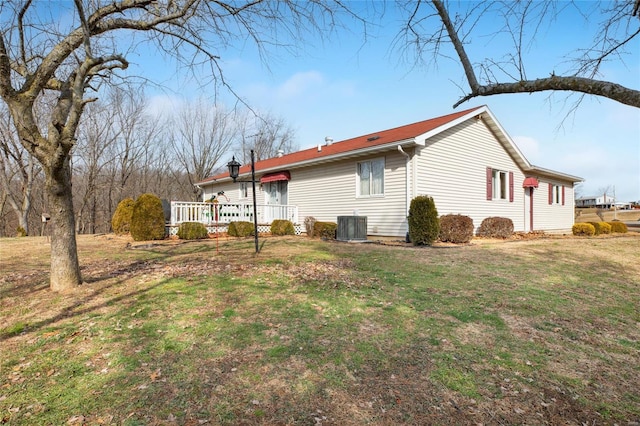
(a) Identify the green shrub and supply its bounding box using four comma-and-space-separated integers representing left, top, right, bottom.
111, 197, 135, 235
439, 214, 474, 244
228, 221, 255, 237
16, 226, 27, 237
177, 222, 209, 240
408, 195, 439, 246
476, 217, 514, 239
313, 221, 337, 240
130, 193, 166, 241
573, 222, 596, 236
304, 216, 317, 237
608, 221, 628, 233
271, 219, 295, 236
589, 221, 611, 235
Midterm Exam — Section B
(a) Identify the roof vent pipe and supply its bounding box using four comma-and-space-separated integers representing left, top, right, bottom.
276, 149, 284, 157
325, 136, 333, 145
317, 144, 322, 152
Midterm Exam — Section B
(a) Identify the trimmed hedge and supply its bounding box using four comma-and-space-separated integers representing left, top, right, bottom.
228, 221, 255, 237
177, 222, 209, 240
313, 221, 337, 240
112, 197, 135, 235
573, 223, 596, 236
439, 214, 474, 244
608, 221, 628, 233
271, 219, 295, 236
589, 221, 612, 235
408, 195, 439, 246
476, 217, 514, 239
130, 193, 166, 241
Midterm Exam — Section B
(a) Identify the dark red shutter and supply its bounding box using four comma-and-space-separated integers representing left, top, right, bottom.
562, 186, 565, 206
548, 183, 553, 205
486, 167, 492, 200
509, 172, 514, 202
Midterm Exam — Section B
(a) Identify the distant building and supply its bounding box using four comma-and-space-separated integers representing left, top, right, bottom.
576, 195, 615, 209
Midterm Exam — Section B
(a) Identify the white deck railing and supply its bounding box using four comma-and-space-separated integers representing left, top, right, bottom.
170, 201, 298, 226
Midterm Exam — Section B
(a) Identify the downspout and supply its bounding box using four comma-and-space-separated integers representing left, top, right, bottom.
397, 145, 411, 237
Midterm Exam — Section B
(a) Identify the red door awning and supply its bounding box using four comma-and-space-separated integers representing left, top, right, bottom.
260, 171, 291, 183
523, 177, 539, 188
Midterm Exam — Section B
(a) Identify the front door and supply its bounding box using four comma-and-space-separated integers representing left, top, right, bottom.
524, 187, 534, 231
265, 181, 288, 221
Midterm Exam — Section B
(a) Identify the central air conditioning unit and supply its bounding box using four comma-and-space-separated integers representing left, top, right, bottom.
336, 216, 367, 241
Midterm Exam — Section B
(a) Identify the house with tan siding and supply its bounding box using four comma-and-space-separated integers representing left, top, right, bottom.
194, 105, 582, 238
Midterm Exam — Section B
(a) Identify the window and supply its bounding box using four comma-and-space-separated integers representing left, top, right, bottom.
548, 184, 565, 205
486, 167, 514, 202
493, 170, 507, 200
239, 182, 249, 199
358, 158, 384, 197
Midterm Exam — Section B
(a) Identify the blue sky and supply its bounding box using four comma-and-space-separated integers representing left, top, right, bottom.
133, 1, 640, 202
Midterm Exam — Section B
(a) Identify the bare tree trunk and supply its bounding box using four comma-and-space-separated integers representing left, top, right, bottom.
47, 158, 81, 292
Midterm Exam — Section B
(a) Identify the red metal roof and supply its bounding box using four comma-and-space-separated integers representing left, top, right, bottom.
198, 106, 482, 184
523, 177, 540, 188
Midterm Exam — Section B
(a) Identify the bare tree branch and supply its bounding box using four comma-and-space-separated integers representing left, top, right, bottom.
453, 75, 640, 108
426, 0, 640, 108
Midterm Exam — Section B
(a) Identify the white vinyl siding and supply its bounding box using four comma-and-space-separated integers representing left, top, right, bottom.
534, 179, 574, 231
416, 119, 526, 232
289, 152, 407, 236
202, 180, 261, 205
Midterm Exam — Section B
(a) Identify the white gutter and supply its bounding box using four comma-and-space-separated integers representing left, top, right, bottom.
397, 145, 411, 235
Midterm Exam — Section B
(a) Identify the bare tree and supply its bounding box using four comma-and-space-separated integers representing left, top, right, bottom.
167, 99, 237, 200
1, 0, 359, 291
73, 98, 121, 234
102, 87, 167, 208
396, 0, 640, 108
0, 103, 41, 235
238, 111, 298, 162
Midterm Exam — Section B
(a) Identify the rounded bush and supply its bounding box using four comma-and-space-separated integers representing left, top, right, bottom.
130, 193, 166, 241
304, 216, 317, 237
408, 195, 439, 246
271, 219, 295, 236
608, 221, 628, 233
228, 221, 255, 237
313, 221, 337, 240
439, 214, 474, 244
111, 197, 135, 235
589, 221, 611, 235
572, 223, 595, 236
476, 217, 514, 239
16, 226, 27, 237
177, 222, 209, 240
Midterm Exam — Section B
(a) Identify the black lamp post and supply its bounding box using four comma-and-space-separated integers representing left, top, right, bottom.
227, 150, 260, 253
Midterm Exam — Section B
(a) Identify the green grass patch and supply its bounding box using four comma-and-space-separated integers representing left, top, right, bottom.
1, 235, 639, 424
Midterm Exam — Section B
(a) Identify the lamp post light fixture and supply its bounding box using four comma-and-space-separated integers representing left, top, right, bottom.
227, 150, 260, 253
227, 157, 241, 182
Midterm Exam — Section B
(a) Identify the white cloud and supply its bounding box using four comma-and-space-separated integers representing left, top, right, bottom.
276, 71, 325, 100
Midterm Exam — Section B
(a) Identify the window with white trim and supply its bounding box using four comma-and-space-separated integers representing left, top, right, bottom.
549, 184, 564, 205
357, 158, 384, 197
492, 169, 508, 200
